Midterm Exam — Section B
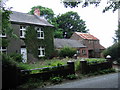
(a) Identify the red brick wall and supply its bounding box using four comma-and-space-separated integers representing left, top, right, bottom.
77, 48, 88, 58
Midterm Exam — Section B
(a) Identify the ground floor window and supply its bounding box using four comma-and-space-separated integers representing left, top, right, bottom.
82, 50, 86, 55
0, 47, 7, 54
21, 47, 27, 63
38, 46, 45, 57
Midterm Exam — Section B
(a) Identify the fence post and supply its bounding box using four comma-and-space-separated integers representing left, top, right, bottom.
67, 61, 75, 74
80, 59, 88, 74
106, 55, 112, 68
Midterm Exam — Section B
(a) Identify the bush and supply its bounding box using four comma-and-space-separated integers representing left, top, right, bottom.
66, 74, 77, 80
2, 54, 23, 89
59, 46, 76, 58
10, 53, 22, 62
85, 58, 106, 65
103, 42, 120, 61
50, 76, 63, 84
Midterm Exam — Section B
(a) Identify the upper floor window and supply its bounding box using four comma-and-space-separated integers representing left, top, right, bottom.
0, 47, 7, 54
20, 26, 26, 38
38, 46, 45, 57
36, 27, 44, 39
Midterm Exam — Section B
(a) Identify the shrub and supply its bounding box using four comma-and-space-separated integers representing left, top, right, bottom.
85, 58, 106, 65
50, 76, 63, 84
75, 60, 80, 71
18, 78, 43, 89
10, 53, 22, 62
2, 54, 23, 89
59, 46, 76, 58
66, 74, 77, 80
103, 42, 120, 61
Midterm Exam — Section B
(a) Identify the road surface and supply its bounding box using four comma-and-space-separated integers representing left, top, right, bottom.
46, 73, 119, 88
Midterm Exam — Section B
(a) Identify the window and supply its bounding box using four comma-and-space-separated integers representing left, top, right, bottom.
0, 30, 6, 37
88, 40, 92, 44
20, 26, 26, 38
82, 50, 86, 55
0, 47, 7, 54
36, 27, 44, 39
38, 46, 45, 57
77, 50, 80, 54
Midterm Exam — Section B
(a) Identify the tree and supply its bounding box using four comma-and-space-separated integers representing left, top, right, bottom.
0, 0, 17, 38
56, 11, 88, 38
62, 0, 120, 12
113, 25, 120, 42
29, 5, 54, 23
103, 25, 120, 64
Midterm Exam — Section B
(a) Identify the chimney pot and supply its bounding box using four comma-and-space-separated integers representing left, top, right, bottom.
34, 8, 40, 16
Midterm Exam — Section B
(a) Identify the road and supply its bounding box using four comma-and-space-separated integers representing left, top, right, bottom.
46, 73, 119, 88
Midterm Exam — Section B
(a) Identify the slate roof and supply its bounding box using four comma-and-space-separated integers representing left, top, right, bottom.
75, 32, 99, 40
10, 11, 53, 27
54, 38, 86, 49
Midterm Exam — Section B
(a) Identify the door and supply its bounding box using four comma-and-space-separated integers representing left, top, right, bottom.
21, 47, 27, 63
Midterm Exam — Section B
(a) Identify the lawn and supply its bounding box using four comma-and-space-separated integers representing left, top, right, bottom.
17, 58, 106, 71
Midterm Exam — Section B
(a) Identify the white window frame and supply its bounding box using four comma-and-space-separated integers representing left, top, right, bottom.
0, 31, 6, 38
36, 27, 44, 39
82, 50, 86, 55
20, 26, 26, 38
0, 47, 7, 54
38, 46, 45, 57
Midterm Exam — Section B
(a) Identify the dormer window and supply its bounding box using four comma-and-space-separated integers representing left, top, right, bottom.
36, 27, 44, 39
20, 26, 26, 38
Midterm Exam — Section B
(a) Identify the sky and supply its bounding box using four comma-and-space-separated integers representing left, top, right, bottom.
5, 0, 118, 48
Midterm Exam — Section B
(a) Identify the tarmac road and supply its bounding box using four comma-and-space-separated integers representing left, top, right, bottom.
46, 73, 119, 88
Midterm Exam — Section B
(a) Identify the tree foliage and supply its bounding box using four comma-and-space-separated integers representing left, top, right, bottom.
62, 0, 120, 12
113, 25, 120, 42
56, 11, 88, 38
103, 42, 120, 60
103, 25, 120, 63
29, 5, 54, 22
0, 1, 17, 38
59, 46, 77, 58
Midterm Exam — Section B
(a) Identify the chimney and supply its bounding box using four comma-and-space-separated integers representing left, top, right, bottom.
34, 8, 40, 16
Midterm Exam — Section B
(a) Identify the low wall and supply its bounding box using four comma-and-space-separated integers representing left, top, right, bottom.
20, 61, 75, 84
80, 60, 112, 74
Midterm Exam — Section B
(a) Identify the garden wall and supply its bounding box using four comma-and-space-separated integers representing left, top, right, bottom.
18, 60, 112, 85
19, 61, 75, 84
80, 60, 112, 74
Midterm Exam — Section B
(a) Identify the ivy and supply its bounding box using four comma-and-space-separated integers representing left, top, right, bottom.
2, 38, 9, 47
25, 26, 54, 59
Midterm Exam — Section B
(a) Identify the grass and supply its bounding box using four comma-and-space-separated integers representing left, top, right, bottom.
85, 58, 107, 65
17, 58, 68, 69
17, 58, 107, 74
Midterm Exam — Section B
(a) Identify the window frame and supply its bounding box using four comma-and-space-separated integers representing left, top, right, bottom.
0, 47, 7, 54
20, 26, 26, 38
82, 50, 86, 55
38, 46, 45, 57
0, 30, 6, 38
36, 27, 44, 39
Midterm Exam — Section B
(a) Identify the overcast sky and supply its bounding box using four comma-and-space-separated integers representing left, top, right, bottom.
6, 0, 118, 48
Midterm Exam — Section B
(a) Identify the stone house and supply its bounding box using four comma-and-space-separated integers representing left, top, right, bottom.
1, 9, 54, 63
70, 32, 105, 58
54, 38, 88, 58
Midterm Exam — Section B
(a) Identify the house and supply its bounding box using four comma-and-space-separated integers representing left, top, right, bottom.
70, 32, 105, 58
1, 8, 54, 63
54, 38, 88, 58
